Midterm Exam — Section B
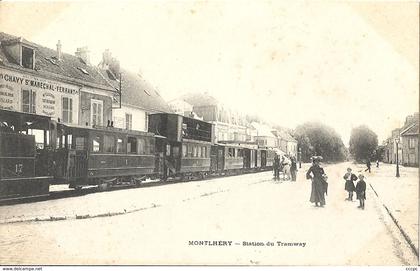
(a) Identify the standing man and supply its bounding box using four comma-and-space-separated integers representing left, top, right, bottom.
290, 157, 298, 182
365, 159, 371, 173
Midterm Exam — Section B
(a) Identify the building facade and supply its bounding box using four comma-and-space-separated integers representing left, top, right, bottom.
383, 113, 418, 166
0, 32, 115, 131
178, 93, 248, 143
98, 50, 171, 132
400, 123, 419, 167
271, 129, 298, 157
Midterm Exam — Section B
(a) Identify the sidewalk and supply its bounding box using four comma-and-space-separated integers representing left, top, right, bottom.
352, 162, 419, 253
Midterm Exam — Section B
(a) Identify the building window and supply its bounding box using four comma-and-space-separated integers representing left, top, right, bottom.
22, 89, 36, 113
409, 138, 416, 148
62, 97, 73, 123
125, 113, 132, 130
22, 46, 34, 69
91, 99, 103, 126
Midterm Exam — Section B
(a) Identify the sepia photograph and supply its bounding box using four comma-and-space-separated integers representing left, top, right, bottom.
0, 0, 418, 268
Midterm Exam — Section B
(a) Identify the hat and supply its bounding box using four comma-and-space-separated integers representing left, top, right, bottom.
312, 156, 323, 162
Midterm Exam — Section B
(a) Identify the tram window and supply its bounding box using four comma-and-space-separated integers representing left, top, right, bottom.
127, 137, 137, 154
67, 134, 73, 149
237, 149, 243, 158
116, 138, 125, 153
187, 144, 193, 157
228, 148, 234, 157
75, 137, 85, 150
92, 136, 102, 152
138, 138, 145, 154
104, 135, 115, 153
193, 146, 197, 157
29, 129, 45, 149
197, 146, 201, 158
202, 146, 206, 158
149, 139, 155, 154
172, 146, 180, 157
165, 144, 170, 156
182, 145, 187, 157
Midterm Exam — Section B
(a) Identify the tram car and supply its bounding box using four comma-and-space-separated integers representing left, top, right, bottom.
210, 141, 275, 175
0, 109, 279, 201
0, 110, 53, 200
148, 113, 214, 180
53, 122, 158, 190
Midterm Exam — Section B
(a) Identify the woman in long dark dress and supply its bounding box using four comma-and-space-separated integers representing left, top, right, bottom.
306, 156, 327, 207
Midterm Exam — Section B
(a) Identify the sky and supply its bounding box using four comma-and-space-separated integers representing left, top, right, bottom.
0, 0, 418, 145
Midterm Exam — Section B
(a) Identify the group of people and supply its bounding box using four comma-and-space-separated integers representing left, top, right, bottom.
344, 167, 367, 209
305, 156, 367, 210
273, 154, 297, 181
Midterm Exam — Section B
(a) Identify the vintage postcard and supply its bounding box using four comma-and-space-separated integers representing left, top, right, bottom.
0, 0, 418, 268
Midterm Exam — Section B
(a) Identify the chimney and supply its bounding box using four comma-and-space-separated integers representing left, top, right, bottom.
102, 49, 112, 67
109, 58, 120, 77
100, 49, 120, 76
56, 40, 62, 61
75, 46, 90, 65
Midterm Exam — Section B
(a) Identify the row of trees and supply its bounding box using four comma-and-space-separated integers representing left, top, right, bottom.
290, 122, 379, 163
292, 122, 348, 162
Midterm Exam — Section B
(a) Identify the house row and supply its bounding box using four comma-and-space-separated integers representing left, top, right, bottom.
168, 93, 298, 158
383, 112, 419, 167
0, 32, 171, 143
0, 31, 297, 158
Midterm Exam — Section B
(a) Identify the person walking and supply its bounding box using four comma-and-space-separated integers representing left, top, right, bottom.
365, 159, 371, 173
290, 157, 297, 182
273, 154, 280, 180
355, 174, 367, 210
376, 160, 379, 168
306, 156, 328, 207
343, 167, 357, 201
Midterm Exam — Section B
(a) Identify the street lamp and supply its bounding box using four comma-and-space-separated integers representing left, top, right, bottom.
395, 138, 400, 178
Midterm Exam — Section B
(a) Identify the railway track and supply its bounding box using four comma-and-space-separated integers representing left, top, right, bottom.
0, 169, 270, 206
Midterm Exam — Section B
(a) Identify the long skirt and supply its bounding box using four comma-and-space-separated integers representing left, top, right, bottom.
310, 178, 326, 205
345, 180, 355, 192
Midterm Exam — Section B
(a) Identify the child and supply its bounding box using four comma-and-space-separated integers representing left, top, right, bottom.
356, 174, 367, 210
343, 168, 357, 201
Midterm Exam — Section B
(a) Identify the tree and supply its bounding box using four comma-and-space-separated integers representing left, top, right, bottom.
349, 125, 378, 162
293, 122, 347, 162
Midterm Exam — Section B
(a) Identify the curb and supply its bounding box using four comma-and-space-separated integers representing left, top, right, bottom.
0, 203, 161, 225
369, 183, 418, 257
